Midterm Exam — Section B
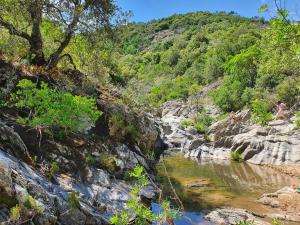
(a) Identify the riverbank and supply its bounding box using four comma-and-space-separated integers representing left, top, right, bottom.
157, 98, 300, 224
157, 156, 300, 225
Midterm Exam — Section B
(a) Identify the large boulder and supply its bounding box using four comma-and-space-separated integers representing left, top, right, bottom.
205, 208, 270, 225
257, 187, 300, 223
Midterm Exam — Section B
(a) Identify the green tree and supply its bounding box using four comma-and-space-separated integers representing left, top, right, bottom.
0, 0, 120, 68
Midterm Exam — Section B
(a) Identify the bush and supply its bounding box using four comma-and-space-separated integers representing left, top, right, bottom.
194, 111, 213, 134
231, 151, 243, 162
109, 112, 138, 142
276, 77, 300, 106
10, 79, 102, 133
295, 112, 300, 128
181, 120, 193, 127
68, 192, 80, 209
235, 220, 255, 225
251, 99, 273, 126
49, 162, 60, 179
211, 77, 244, 112
10, 205, 21, 222
110, 166, 177, 225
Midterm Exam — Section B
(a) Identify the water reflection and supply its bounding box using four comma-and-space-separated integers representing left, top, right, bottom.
156, 156, 300, 222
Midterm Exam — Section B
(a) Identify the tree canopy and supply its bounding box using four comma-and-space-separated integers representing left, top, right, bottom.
0, 0, 120, 68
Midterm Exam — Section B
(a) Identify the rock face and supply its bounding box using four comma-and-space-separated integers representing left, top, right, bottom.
205, 208, 270, 225
187, 113, 300, 165
158, 100, 206, 154
0, 149, 135, 224
159, 100, 300, 166
0, 61, 160, 224
0, 120, 157, 225
257, 187, 300, 223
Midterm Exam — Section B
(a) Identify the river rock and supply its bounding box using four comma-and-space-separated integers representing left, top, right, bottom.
205, 208, 270, 225
185, 110, 300, 165
257, 187, 300, 223
158, 100, 206, 153
0, 147, 156, 225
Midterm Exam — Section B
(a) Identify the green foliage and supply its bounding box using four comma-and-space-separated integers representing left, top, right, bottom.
194, 111, 213, 134
271, 218, 285, 225
251, 99, 273, 126
295, 112, 300, 128
211, 77, 244, 112
67, 192, 81, 209
276, 78, 300, 106
258, 4, 269, 13
10, 79, 102, 133
109, 112, 138, 142
9, 195, 43, 222
231, 151, 243, 162
23, 196, 43, 214
235, 220, 255, 225
48, 162, 60, 179
9, 205, 21, 222
111, 165, 177, 225
98, 152, 119, 173
181, 120, 193, 127
85, 156, 96, 166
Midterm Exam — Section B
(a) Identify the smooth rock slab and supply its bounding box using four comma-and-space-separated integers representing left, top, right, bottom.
205, 208, 270, 225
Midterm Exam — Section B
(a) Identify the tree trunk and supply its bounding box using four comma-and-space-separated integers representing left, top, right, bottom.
28, 0, 46, 66
47, 8, 81, 69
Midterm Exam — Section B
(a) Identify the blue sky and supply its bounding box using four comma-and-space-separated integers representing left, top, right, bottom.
116, 0, 300, 22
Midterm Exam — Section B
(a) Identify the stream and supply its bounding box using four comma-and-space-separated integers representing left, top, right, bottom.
156, 156, 300, 225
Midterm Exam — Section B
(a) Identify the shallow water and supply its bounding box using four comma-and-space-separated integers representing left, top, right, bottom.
156, 156, 300, 224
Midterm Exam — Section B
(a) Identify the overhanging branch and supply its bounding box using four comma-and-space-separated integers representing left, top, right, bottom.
0, 16, 31, 41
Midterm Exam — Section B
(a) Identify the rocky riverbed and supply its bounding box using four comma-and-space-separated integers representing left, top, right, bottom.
157, 99, 300, 225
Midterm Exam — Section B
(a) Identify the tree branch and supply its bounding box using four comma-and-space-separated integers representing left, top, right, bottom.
47, 3, 82, 68
58, 53, 77, 70
0, 16, 31, 41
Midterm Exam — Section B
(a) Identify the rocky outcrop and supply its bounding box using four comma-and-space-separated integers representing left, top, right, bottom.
0, 149, 153, 224
257, 187, 300, 223
158, 100, 208, 154
205, 208, 270, 225
185, 112, 300, 165
0, 61, 161, 224
159, 100, 300, 165
0, 119, 157, 225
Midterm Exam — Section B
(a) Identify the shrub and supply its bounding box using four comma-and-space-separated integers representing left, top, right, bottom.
9, 195, 43, 223
271, 218, 285, 225
211, 77, 244, 112
10, 205, 21, 221
295, 112, 300, 128
194, 111, 213, 134
276, 77, 300, 106
181, 120, 193, 127
23, 196, 43, 214
49, 162, 60, 179
251, 99, 273, 126
98, 152, 119, 173
110, 165, 177, 225
68, 192, 80, 209
235, 220, 255, 225
10, 79, 102, 133
231, 151, 243, 162
109, 112, 138, 142
85, 156, 96, 166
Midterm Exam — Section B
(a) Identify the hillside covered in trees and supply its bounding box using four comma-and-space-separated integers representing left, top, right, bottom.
115, 11, 299, 113
1, 9, 299, 115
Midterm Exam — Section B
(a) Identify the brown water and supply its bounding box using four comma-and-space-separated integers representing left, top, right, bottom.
156, 156, 300, 224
